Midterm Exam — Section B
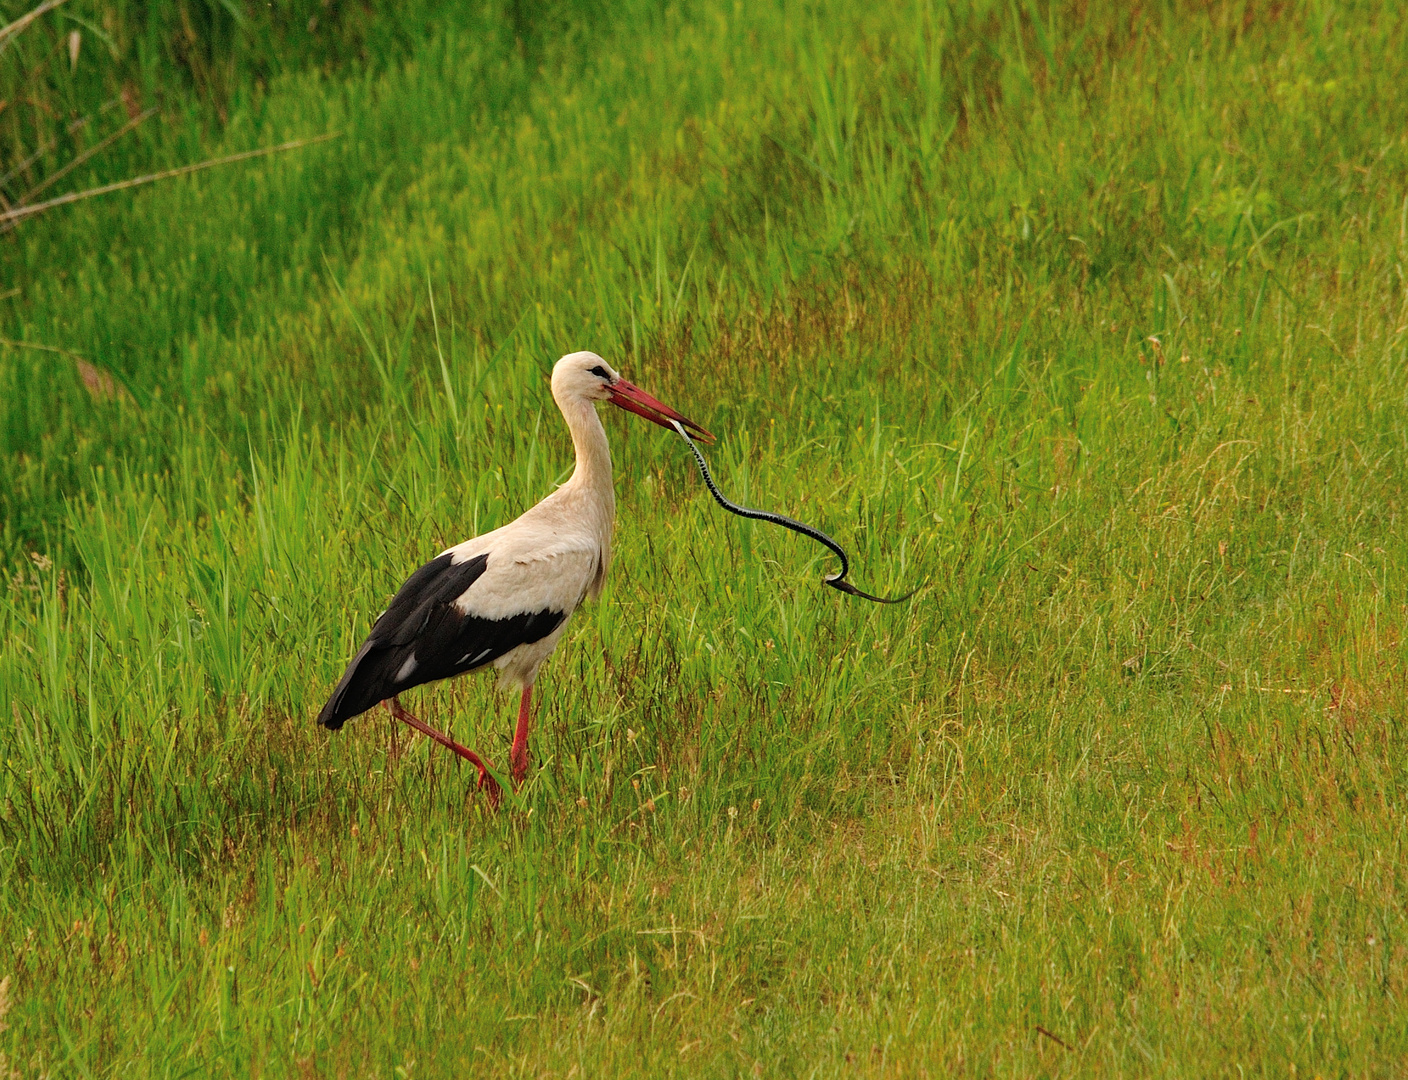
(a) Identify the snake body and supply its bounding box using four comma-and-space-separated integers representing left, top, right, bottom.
670, 420, 918, 605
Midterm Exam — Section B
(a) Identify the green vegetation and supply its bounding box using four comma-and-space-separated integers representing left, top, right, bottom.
2, 0, 1407, 1073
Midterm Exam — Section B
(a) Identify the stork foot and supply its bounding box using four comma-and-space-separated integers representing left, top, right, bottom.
477, 770, 503, 809
386, 698, 502, 808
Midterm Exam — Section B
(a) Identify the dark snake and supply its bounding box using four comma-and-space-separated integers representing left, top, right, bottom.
670, 420, 919, 604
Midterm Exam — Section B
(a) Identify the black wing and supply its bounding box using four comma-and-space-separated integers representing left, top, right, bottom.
316, 552, 565, 730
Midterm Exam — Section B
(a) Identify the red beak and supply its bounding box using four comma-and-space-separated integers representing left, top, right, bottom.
607, 379, 715, 444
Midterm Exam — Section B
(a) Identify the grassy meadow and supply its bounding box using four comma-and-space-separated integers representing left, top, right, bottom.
2, 0, 1408, 1074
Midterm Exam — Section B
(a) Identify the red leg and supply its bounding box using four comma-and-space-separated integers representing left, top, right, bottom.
386, 697, 501, 807
510, 684, 533, 786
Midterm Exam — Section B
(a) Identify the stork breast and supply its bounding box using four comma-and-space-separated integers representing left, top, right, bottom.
450, 540, 599, 621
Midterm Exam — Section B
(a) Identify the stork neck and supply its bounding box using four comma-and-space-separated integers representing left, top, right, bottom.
563, 399, 615, 500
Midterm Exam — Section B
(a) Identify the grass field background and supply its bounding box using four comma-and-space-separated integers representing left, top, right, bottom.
2, 0, 1407, 1074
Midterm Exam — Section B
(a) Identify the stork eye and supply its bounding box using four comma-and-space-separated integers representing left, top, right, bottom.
589, 365, 610, 380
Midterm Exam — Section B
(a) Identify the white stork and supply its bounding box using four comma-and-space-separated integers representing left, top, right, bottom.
316, 351, 713, 803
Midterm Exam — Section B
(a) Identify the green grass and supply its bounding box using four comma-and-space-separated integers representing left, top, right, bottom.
2, 0, 1408, 1074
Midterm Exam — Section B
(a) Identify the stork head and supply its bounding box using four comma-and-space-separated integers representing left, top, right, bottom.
552, 351, 714, 443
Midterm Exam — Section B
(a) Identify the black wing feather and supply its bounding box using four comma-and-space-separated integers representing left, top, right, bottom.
317, 552, 565, 729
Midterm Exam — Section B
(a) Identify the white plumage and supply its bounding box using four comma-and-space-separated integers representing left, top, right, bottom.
317, 350, 712, 802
